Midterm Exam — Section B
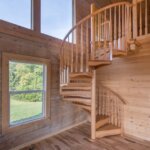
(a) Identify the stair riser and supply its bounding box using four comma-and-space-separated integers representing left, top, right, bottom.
62, 87, 91, 90
73, 103, 91, 111
96, 129, 121, 138
63, 99, 91, 105
96, 118, 109, 130
61, 92, 91, 98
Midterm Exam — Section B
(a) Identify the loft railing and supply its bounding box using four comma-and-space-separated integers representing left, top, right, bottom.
60, 2, 132, 85
133, 0, 150, 38
96, 85, 126, 128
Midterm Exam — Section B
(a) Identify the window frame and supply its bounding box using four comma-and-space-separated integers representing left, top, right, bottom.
2, 52, 51, 134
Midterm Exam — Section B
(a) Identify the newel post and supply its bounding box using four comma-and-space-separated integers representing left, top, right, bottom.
91, 69, 96, 139
132, 0, 138, 38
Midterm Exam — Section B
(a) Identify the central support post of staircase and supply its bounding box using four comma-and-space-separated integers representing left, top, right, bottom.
91, 69, 96, 139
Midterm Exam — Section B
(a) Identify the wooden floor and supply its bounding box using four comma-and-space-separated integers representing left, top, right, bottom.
22, 123, 150, 150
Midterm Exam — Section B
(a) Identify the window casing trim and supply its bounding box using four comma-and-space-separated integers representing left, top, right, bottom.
2, 52, 51, 134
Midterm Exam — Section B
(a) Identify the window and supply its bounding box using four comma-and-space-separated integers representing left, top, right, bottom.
41, 0, 72, 39
0, 0, 31, 29
2, 53, 50, 133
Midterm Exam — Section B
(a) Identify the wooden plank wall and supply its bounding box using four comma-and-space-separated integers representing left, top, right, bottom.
0, 20, 87, 150
96, 37, 150, 141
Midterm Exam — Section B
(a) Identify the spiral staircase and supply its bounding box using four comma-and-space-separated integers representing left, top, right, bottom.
60, 0, 149, 139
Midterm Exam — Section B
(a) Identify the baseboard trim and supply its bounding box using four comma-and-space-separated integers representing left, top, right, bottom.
123, 133, 150, 147
11, 120, 88, 150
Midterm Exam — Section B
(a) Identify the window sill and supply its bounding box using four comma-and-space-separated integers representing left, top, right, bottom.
2, 116, 50, 135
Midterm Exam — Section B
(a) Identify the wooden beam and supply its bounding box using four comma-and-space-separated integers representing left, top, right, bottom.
31, 0, 41, 32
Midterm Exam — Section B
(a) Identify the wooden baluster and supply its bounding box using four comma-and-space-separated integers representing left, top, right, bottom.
91, 4, 96, 60
103, 89, 105, 116
114, 98, 116, 126
118, 5, 121, 50
104, 90, 106, 116
65, 45, 67, 84
116, 98, 118, 126
67, 37, 70, 84
108, 91, 111, 121
62, 46, 65, 84
111, 98, 113, 124
112, 98, 115, 125
145, 0, 148, 35
105, 91, 108, 116
95, 15, 98, 43
60, 48, 62, 85
118, 101, 121, 127
99, 87, 101, 115
126, 5, 131, 50
109, 8, 113, 61
104, 10, 107, 60
97, 87, 99, 116
125, 5, 127, 51
110, 8, 112, 42
98, 13, 100, 46
128, 6, 132, 40
122, 5, 125, 50
104, 91, 106, 116
102, 12, 104, 43
120, 102, 123, 128
133, 0, 138, 38
101, 89, 103, 115
71, 32, 74, 73
86, 20, 89, 72
140, 2, 142, 36
114, 7, 117, 49
80, 24, 84, 72
76, 27, 79, 72
105, 90, 107, 116
101, 88, 103, 115
104, 10, 106, 47
64, 43, 66, 84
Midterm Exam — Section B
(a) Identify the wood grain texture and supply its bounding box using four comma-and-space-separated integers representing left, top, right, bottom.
0, 21, 87, 150
22, 123, 150, 150
96, 37, 150, 141
74, 0, 131, 23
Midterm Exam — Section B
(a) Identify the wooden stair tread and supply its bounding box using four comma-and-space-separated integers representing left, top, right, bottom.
97, 124, 120, 131
96, 124, 121, 138
67, 83, 91, 87
112, 49, 127, 56
72, 103, 91, 111
61, 86, 91, 90
63, 97, 91, 105
96, 115, 109, 129
88, 60, 111, 67
96, 115, 109, 122
128, 39, 141, 47
61, 91, 91, 98
70, 78, 92, 83
69, 72, 92, 78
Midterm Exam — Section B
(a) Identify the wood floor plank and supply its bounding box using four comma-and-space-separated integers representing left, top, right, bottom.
21, 123, 150, 150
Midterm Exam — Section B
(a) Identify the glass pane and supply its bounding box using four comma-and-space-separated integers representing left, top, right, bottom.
0, 0, 31, 29
9, 61, 44, 91
10, 92, 43, 125
9, 61, 45, 125
41, 0, 72, 39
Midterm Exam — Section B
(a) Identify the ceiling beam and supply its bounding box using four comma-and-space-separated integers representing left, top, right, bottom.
31, 0, 41, 32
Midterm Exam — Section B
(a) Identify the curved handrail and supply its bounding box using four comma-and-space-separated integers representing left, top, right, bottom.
98, 84, 126, 105
60, 1, 132, 85
61, 1, 132, 50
